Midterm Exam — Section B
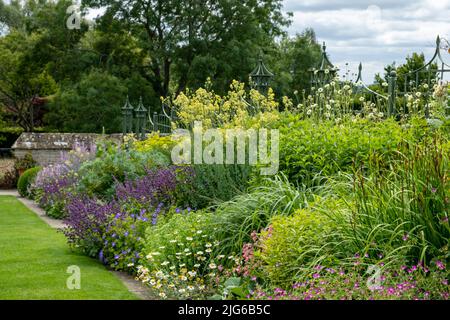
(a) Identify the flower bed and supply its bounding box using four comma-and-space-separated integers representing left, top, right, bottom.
29, 81, 449, 300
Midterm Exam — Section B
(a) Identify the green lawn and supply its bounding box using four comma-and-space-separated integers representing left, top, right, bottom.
0, 196, 137, 300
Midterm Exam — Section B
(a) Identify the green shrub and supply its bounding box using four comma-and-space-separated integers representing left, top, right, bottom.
253, 206, 339, 287
78, 142, 170, 198
275, 116, 415, 185
17, 167, 41, 198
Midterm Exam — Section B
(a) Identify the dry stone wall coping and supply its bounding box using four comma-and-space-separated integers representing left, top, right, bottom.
11, 133, 124, 166
12, 133, 123, 151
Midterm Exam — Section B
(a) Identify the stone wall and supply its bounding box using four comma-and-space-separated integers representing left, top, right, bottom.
12, 133, 123, 166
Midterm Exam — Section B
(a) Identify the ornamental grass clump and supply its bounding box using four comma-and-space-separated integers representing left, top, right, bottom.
212, 174, 313, 259
331, 133, 450, 266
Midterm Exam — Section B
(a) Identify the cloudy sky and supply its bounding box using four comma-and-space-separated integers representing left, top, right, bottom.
283, 0, 450, 82
3, 0, 449, 82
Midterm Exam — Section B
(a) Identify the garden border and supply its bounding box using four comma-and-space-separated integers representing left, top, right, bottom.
0, 190, 156, 300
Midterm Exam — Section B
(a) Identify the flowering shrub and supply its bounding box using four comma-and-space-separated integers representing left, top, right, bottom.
133, 133, 177, 158
249, 262, 449, 300
32, 143, 95, 218
101, 206, 161, 272
64, 196, 121, 257
138, 209, 231, 299
64, 165, 184, 258
78, 144, 172, 199
115, 167, 181, 207
173, 80, 279, 129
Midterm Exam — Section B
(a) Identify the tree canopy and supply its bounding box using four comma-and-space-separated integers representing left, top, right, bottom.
0, 0, 327, 133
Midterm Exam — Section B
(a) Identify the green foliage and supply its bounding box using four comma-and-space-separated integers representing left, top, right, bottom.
139, 209, 224, 299
14, 153, 37, 171
85, 0, 291, 97
0, 127, 23, 148
270, 29, 322, 97
212, 175, 311, 258
0, 30, 59, 131
253, 207, 338, 287
276, 116, 415, 185
46, 70, 127, 133
78, 142, 170, 198
374, 52, 438, 93
17, 166, 41, 198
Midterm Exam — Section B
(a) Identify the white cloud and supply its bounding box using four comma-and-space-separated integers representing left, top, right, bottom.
284, 0, 450, 82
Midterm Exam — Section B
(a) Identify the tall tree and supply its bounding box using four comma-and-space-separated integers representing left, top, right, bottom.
83, 0, 291, 97
375, 53, 437, 92
269, 28, 322, 98
0, 31, 58, 131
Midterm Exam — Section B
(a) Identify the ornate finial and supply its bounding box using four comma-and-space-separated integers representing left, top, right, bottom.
322, 42, 327, 52
436, 35, 441, 46
122, 95, 133, 110
135, 96, 147, 112
358, 62, 363, 72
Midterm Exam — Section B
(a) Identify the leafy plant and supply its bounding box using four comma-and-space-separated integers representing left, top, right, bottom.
138, 208, 227, 299
276, 116, 415, 185
17, 166, 41, 198
173, 80, 279, 129
14, 153, 36, 172
252, 207, 339, 287
78, 144, 170, 198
